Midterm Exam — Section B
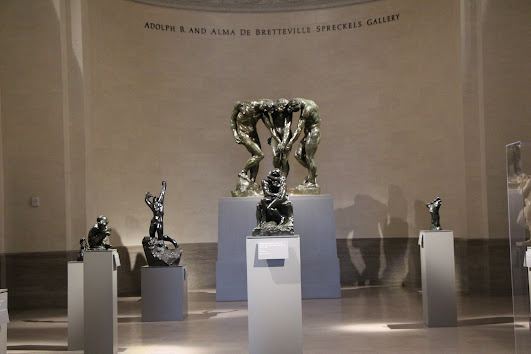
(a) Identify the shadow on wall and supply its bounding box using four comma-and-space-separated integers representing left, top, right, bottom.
336, 193, 387, 286
112, 229, 147, 297
99, 227, 218, 297
336, 186, 422, 288
382, 185, 409, 283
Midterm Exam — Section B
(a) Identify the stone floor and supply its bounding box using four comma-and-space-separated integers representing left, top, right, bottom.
6, 286, 516, 353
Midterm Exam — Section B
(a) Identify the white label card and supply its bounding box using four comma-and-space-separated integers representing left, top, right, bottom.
113, 251, 121, 267
258, 239, 289, 260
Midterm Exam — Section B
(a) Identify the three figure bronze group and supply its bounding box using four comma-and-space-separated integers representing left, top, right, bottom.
230, 98, 321, 196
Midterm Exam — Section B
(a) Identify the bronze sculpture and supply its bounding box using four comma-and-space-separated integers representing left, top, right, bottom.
230, 99, 276, 197
143, 181, 182, 266
286, 98, 321, 194
253, 169, 294, 236
426, 197, 442, 231
76, 238, 88, 261
269, 98, 294, 177
87, 215, 112, 250
230, 98, 321, 196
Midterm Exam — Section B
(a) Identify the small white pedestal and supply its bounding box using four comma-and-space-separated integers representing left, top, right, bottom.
0, 289, 8, 354
526, 247, 531, 312
419, 230, 457, 327
246, 236, 302, 354
84, 250, 119, 354
141, 266, 188, 321
68, 261, 84, 350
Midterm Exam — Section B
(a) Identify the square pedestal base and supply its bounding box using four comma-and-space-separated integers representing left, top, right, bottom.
84, 250, 118, 354
247, 236, 302, 354
0, 289, 7, 354
141, 266, 188, 322
68, 261, 84, 350
419, 230, 457, 327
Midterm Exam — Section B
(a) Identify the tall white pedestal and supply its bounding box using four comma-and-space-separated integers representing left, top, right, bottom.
84, 250, 119, 354
246, 236, 302, 354
527, 248, 531, 313
0, 289, 8, 354
68, 261, 84, 350
419, 230, 457, 327
218, 195, 340, 301
141, 266, 188, 321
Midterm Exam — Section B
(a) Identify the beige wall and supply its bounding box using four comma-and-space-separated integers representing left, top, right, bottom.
0, 0, 529, 252
0, 1, 68, 252
482, 0, 531, 238
84, 0, 465, 246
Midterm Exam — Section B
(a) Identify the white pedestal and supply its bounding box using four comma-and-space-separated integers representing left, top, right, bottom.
84, 250, 119, 354
217, 195, 340, 301
68, 261, 84, 350
246, 236, 303, 354
419, 230, 457, 327
0, 289, 8, 354
527, 248, 531, 313
141, 266, 188, 321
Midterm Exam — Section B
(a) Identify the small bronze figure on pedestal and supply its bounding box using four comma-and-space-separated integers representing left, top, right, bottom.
253, 169, 294, 236
87, 215, 112, 250
76, 238, 88, 261
427, 197, 442, 231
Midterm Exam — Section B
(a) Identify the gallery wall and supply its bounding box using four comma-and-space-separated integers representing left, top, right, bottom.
0, 0, 529, 254
0, 1, 68, 253
83, 0, 466, 249
481, 0, 531, 239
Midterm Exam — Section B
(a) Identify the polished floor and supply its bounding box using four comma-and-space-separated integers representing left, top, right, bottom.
7, 286, 516, 353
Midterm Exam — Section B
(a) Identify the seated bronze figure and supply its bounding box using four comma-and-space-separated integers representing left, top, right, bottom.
87, 215, 112, 250
253, 169, 294, 236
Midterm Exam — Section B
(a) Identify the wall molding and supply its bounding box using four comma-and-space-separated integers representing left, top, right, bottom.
129, 0, 378, 13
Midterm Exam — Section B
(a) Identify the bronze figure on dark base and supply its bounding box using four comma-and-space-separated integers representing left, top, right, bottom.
143, 181, 182, 266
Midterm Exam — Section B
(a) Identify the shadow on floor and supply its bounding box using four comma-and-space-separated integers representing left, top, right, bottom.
340, 285, 397, 298
388, 316, 514, 329
188, 309, 239, 320
22, 319, 67, 323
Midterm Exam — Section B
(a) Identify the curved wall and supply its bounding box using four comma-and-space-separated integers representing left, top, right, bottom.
2, 0, 528, 253
1, 0, 529, 304
84, 0, 463, 247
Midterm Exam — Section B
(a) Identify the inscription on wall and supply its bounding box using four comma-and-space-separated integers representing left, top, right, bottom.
144, 13, 400, 36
